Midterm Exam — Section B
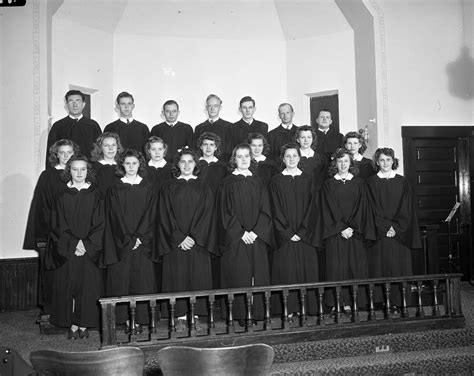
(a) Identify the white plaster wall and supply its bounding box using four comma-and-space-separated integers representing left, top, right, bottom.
286, 31, 358, 135
112, 34, 287, 129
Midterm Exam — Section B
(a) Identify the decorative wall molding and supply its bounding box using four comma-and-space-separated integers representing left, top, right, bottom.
33, 0, 41, 176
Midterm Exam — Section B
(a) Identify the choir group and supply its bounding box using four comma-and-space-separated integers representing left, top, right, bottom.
24, 90, 422, 339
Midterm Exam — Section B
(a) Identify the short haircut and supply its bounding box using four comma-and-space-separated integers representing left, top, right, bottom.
197, 132, 221, 158
280, 143, 301, 163
278, 103, 294, 113
318, 109, 332, 116
48, 139, 80, 167
65, 90, 85, 102
206, 94, 222, 105
294, 125, 318, 149
163, 99, 179, 111
239, 96, 255, 107
247, 132, 270, 156
328, 148, 358, 177
373, 147, 399, 171
115, 149, 147, 178
228, 143, 258, 174
90, 132, 124, 162
171, 147, 201, 177
62, 155, 96, 184
116, 91, 134, 104
343, 131, 367, 155
145, 136, 168, 160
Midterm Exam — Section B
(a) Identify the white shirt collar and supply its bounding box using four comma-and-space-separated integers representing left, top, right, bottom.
177, 175, 197, 180
99, 159, 116, 165
377, 170, 397, 179
282, 123, 293, 130
69, 114, 83, 121
67, 181, 91, 190
318, 127, 329, 134
199, 156, 219, 163
334, 173, 354, 181
148, 159, 167, 168
120, 117, 134, 124
166, 122, 177, 127
282, 168, 302, 176
121, 175, 143, 185
209, 117, 220, 123
243, 119, 253, 125
253, 155, 266, 162
232, 169, 253, 177
54, 165, 64, 170
353, 153, 363, 161
300, 148, 315, 158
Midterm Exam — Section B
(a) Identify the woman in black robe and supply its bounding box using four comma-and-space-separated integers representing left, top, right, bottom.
144, 136, 173, 190
104, 149, 158, 333
90, 132, 123, 193
343, 131, 375, 179
367, 148, 421, 309
247, 133, 279, 186
24, 139, 79, 317
321, 148, 375, 311
218, 144, 273, 326
157, 148, 216, 320
45, 155, 104, 339
269, 143, 319, 317
196, 132, 228, 196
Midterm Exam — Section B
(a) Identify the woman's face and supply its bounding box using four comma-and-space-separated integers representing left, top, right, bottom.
101, 137, 118, 160
377, 153, 394, 173
149, 142, 165, 162
234, 148, 251, 171
345, 137, 361, 155
200, 139, 217, 158
123, 156, 140, 177
336, 154, 351, 175
297, 130, 313, 150
70, 160, 88, 185
250, 138, 264, 158
283, 148, 300, 169
57, 145, 74, 167
178, 153, 196, 177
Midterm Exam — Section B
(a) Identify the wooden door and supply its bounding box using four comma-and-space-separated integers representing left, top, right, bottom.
402, 126, 473, 281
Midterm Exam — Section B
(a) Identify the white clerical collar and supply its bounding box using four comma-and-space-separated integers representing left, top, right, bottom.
148, 159, 167, 168
120, 117, 134, 124
353, 153, 363, 161
69, 114, 83, 121
55, 165, 64, 170
335, 173, 354, 181
209, 117, 220, 123
121, 175, 143, 185
177, 175, 197, 180
99, 159, 116, 165
243, 119, 253, 125
282, 123, 293, 130
318, 127, 329, 134
377, 170, 397, 179
300, 148, 314, 158
253, 155, 266, 162
199, 156, 219, 163
232, 169, 253, 177
282, 168, 302, 176
67, 181, 91, 190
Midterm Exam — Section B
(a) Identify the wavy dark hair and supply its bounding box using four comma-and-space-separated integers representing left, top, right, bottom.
90, 132, 124, 162
228, 143, 258, 174
48, 139, 80, 167
328, 148, 358, 177
171, 147, 201, 177
373, 147, 399, 171
145, 136, 168, 160
294, 125, 318, 150
115, 149, 147, 177
247, 132, 270, 157
61, 154, 96, 184
343, 131, 367, 155
197, 132, 221, 158
280, 143, 302, 164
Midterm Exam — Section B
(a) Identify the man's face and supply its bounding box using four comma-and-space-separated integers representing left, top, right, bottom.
316, 111, 332, 130
118, 97, 135, 118
163, 103, 179, 123
278, 105, 294, 125
206, 97, 221, 119
240, 101, 255, 121
67, 95, 85, 117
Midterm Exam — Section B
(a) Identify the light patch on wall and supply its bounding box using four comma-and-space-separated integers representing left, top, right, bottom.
162, 67, 176, 77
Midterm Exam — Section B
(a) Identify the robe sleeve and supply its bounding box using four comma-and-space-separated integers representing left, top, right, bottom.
218, 180, 246, 253
132, 185, 158, 258
250, 180, 274, 247
82, 193, 105, 266
320, 180, 348, 239
269, 178, 294, 243
393, 178, 422, 249
189, 184, 218, 255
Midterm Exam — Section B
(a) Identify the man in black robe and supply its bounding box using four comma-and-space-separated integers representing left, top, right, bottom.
314, 109, 343, 163
267, 103, 299, 161
233, 96, 268, 146
150, 100, 193, 161
194, 94, 233, 161
104, 92, 150, 152
46, 90, 101, 165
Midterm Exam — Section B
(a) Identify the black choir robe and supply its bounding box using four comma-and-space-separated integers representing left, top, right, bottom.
150, 122, 194, 162
45, 185, 104, 328
366, 173, 421, 305
269, 172, 319, 314
233, 119, 268, 145
157, 178, 217, 316
218, 174, 273, 320
299, 152, 327, 192
145, 163, 173, 190
91, 162, 119, 195
194, 118, 233, 161
321, 176, 375, 307
267, 125, 298, 161
46, 116, 101, 166
255, 158, 279, 186
104, 178, 158, 324
355, 157, 376, 179
197, 159, 228, 196
104, 119, 150, 153
315, 127, 343, 163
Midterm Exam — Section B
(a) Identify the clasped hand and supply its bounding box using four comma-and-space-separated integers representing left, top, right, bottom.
179, 236, 195, 251
241, 231, 257, 244
341, 227, 353, 239
75, 239, 86, 256
386, 226, 396, 238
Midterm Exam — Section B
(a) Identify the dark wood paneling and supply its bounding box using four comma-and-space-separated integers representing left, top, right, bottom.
0, 258, 38, 312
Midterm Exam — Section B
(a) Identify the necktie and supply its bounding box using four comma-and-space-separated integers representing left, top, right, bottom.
209, 120, 213, 124
127, 119, 130, 124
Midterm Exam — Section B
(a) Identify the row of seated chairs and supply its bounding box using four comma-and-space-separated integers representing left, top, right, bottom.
1, 344, 275, 376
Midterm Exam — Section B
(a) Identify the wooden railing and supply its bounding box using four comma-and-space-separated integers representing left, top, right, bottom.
99, 273, 464, 349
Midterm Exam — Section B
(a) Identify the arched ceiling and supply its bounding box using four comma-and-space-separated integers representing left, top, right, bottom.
53, 0, 352, 40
